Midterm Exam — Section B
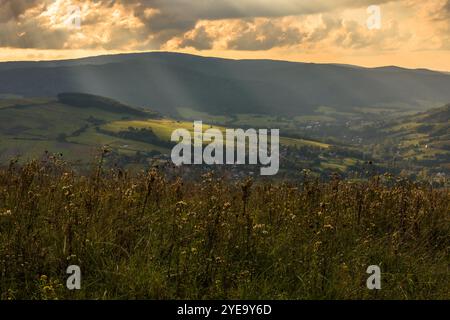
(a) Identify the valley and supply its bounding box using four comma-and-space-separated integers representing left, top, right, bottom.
0, 91, 448, 182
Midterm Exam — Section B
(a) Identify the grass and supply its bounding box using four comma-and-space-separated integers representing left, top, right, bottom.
0, 158, 448, 300
377, 108, 450, 163
0, 138, 100, 165
68, 127, 169, 155
320, 161, 347, 172
0, 101, 137, 139
103, 119, 330, 149
0, 99, 331, 168
174, 107, 316, 128
102, 119, 202, 141
0, 99, 171, 163
176, 107, 232, 124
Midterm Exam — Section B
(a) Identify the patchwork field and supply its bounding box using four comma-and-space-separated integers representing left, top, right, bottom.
0, 95, 331, 167
101, 118, 330, 149
0, 93, 448, 178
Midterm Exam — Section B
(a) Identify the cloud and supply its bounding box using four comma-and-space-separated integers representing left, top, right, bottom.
0, 0, 71, 49
129, 0, 397, 22
427, 0, 450, 20
127, 0, 397, 46
0, 0, 447, 55
0, 0, 43, 22
403, 0, 450, 50
225, 19, 304, 51
434, 0, 450, 49
178, 26, 214, 50
169, 11, 410, 52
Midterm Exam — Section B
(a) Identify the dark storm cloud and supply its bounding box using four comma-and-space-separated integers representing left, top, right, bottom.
127, 0, 397, 45
0, 0, 42, 22
0, 0, 71, 49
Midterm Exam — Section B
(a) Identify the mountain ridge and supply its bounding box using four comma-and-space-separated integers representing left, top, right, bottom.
1, 51, 449, 74
1, 51, 450, 118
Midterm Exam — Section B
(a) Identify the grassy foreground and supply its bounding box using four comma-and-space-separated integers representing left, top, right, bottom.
0, 159, 449, 300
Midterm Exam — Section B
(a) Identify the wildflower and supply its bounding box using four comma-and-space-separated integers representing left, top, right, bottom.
313, 241, 322, 252
253, 224, 265, 230
0, 209, 12, 216
43, 285, 53, 292
66, 254, 77, 261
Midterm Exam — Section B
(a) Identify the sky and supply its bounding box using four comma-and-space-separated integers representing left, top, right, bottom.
1, 0, 450, 71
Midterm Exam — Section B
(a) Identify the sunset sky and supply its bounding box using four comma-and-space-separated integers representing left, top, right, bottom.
1, 0, 450, 71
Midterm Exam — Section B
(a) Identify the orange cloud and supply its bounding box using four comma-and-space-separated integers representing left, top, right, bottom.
0, 0, 449, 71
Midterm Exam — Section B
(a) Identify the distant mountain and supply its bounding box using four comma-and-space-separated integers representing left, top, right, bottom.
1, 52, 450, 117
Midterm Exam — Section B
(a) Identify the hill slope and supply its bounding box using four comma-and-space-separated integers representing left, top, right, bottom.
374, 104, 450, 171
0, 93, 163, 163
0, 93, 332, 169
1, 52, 450, 117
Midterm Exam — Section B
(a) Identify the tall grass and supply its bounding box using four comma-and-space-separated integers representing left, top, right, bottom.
0, 158, 449, 299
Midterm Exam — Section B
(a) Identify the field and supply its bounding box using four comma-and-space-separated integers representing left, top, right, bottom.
0, 159, 448, 299
373, 104, 450, 167
101, 118, 330, 149
0, 97, 159, 163
0, 96, 333, 168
